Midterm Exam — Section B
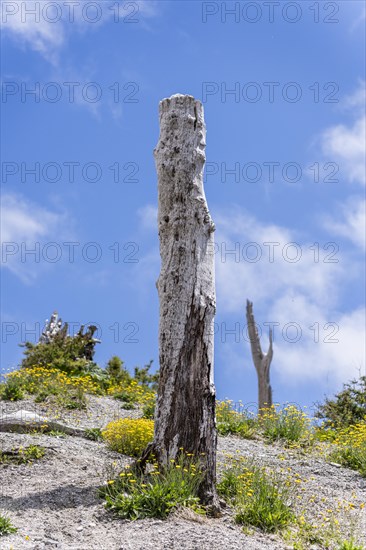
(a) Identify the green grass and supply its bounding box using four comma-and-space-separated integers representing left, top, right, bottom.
218, 458, 295, 533
100, 454, 205, 520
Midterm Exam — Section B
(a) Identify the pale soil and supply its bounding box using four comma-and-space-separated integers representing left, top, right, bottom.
0, 396, 365, 550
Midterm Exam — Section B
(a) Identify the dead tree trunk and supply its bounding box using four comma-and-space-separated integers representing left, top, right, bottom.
139, 94, 220, 514
246, 299, 273, 414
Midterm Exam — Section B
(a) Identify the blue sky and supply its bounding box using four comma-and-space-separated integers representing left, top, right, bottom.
1, 0, 365, 414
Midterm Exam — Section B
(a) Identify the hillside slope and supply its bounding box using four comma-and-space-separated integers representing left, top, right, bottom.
1, 397, 365, 550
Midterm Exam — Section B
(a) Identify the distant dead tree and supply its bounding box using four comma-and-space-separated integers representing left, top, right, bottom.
246, 299, 273, 414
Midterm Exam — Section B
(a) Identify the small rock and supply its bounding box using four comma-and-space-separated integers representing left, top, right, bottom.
329, 462, 341, 468
76, 526, 84, 532
44, 539, 58, 547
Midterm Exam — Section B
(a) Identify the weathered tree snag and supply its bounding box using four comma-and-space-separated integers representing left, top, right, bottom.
246, 299, 273, 414
139, 94, 220, 515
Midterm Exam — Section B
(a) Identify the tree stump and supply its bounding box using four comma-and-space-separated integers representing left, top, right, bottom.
139, 94, 220, 514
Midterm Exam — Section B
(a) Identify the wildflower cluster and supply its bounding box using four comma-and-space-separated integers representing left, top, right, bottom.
329, 422, 366, 477
101, 453, 204, 520
218, 456, 295, 533
102, 418, 154, 457
4, 365, 101, 402
0, 445, 45, 465
107, 379, 155, 406
216, 400, 256, 438
258, 404, 313, 445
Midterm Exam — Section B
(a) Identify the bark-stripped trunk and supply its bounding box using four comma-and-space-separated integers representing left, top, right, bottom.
246, 300, 273, 414
139, 94, 220, 514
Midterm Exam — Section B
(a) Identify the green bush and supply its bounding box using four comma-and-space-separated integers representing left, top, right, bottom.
106, 356, 131, 385
218, 459, 295, 533
315, 376, 366, 429
0, 514, 17, 536
20, 331, 105, 380
101, 455, 204, 520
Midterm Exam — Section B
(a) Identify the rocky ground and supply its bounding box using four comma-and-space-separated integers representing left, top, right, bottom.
1, 396, 365, 550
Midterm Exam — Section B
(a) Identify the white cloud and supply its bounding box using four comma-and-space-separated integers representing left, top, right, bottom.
1, 1, 65, 64
322, 116, 365, 185
321, 83, 365, 185
1, 1, 159, 64
214, 209, 345, 313
269, 296, 365, 386
214, 207, 364, 386
323, 196, 366, 251
137, 204, 158, 231
0, 193, 70, 283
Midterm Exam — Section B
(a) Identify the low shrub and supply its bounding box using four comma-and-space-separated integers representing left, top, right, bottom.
316, 376, 366, 429
102, 418, 154, 457
101, 454, 204, 520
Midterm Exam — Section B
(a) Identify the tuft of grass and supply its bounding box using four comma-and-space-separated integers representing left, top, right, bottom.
0, 445, 45, 465
218, 458, 295, 533
100, 454, 205, 520
84, 427, 103, 441
338, 541, 365, 550
120, 402, 135, 410
0, 514, 17, 536
258, 404, 312, 445
102, 418, 154, 457
216, 400, 256, 439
